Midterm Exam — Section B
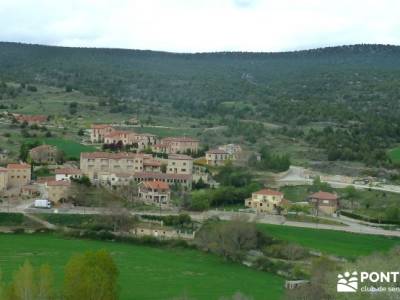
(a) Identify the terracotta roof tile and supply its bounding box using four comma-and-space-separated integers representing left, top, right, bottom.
55, 168, 82, 175
254, 189, 283, 196
142, 180, 170, 190
7, 163, 31, 170
309, 191, 338, 200
134, 172, 192, 181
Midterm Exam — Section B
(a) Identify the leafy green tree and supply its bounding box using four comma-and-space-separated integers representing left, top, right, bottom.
385, 206, 400, 221
36, 264, 54, 300
77, 129, 85, 136
64, 250, 118, 300
8, 260, 36, 300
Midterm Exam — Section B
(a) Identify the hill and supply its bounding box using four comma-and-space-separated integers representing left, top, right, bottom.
1, 42, 400, 166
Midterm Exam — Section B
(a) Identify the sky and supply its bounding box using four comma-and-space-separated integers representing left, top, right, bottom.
0, 0, 400, 53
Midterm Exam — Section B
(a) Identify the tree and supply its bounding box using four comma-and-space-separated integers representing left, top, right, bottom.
36, 264, 54, 300
8, 260, 36, 300
69, 102, 78, 115
309, 176, 332, 192
0, 269, 4, 300
343, 185, 358, 209
385, 206, 400, 221
77, 129, 85, 136
195, 217, 258, 261
64, 250, 118, 300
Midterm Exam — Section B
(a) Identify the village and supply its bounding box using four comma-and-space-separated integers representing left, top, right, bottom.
0, 112, 377, 232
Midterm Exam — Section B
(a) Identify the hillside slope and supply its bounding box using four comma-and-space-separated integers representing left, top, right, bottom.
1, 42, 400, 165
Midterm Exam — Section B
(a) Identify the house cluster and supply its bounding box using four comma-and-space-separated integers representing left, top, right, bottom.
205, 144, 242, 166
79, 151, 194, 206
13, 114, 48, 125
0, 161, 76, 203
0, 163, 32, 196
245, 188, 339, 216
90, 124, 201, 155
91, 124, 157, 150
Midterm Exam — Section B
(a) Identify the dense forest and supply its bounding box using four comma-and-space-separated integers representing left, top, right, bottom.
1, 42, 400, 166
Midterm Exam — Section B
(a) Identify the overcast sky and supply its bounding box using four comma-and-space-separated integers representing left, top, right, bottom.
0, 0, 399, 53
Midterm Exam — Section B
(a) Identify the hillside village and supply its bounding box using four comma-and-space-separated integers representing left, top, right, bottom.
0, 113, 369, 220
2, 41, 400, 299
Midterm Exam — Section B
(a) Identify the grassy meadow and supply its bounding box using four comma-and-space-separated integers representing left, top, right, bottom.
258, 223, 400, 258
0, 234, 283, 300
389, 147, 400, 163
38, 137, 96, 160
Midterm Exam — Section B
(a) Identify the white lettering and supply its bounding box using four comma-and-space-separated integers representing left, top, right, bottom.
369, 272, 379, 283
381, 272, 390, 283
390, 272, 399, 282
360, 272, 369, 282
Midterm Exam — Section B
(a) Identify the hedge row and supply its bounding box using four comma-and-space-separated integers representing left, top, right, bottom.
340, 210, 400, 225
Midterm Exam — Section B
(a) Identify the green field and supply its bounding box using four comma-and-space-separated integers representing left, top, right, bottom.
0, 234, 283, 300
389, 147, 400, 163
258, 224, 400, 258
39, 138, 96, 159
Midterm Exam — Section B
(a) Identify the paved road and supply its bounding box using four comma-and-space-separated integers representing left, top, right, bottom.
277, 166, 400, 194
3, 200, 400, 237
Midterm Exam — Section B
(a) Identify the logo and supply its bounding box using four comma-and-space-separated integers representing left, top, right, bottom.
337, 271, 358, 292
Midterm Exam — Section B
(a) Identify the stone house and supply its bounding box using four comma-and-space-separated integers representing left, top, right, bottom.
166, 154, 193, 175
138, 180, 171, 206
6, 163, 31, 189
218, 144, 242, 160
29, 144, 60, 164
143, 158, 162, 173
153, 137, 199, 154
0, 168, 7, 192
90, 124, 115, 143
103, 130, 157, 150
308, 191, 339, 215
245, 189, 289, 214
45, 180, 71, 203
134, 172, 192, 189
98, 172, 134, 187
80, 152, 146, 181
55, 168, 82, 181
205, 149, 230, 166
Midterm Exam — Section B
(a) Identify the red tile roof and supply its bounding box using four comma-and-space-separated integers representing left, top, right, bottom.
104, 130, 135, 138
7, 163, 31, 170
55, 168, 82, 175
162, 137, 199, 143
134, 172, 192, 181
15, 114, 47, 123
0, 167, 7, 173
309, 191, 338, 200
254, 189, 283, 196
142, 180, 170, 190
168, 154, 193, 160
143, 159, 162, 167
81, 152, 144, 159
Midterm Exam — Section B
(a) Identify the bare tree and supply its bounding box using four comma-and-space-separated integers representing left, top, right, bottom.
195, 216, 258, 261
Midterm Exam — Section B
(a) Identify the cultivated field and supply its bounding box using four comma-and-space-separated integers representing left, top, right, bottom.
0, 234, 284, 300
258, 224, 400, 258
